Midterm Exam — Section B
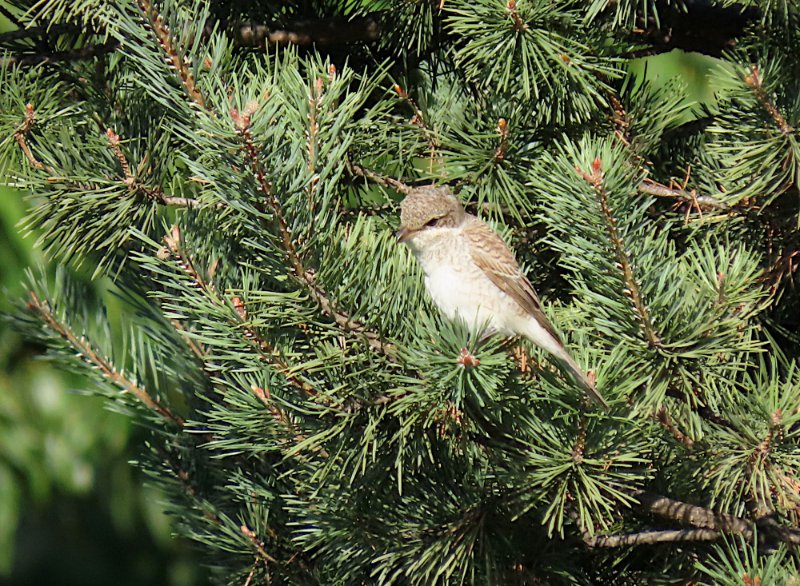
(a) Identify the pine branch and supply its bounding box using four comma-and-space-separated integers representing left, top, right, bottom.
234, 112, 395, 357
347, 161, 412, 194
161, 226, 319, 396
13, 103, 45, 170
494, 118, 509, 162
243, 561, 260, 586
665, 384, 737, 431
13, 108, 194, 207
576, 158, 662, 348
639, 178, 729, 211
240, 524, 278, 564
26, 291, 184, 427
585, 528, 719, 547
393, 83, 440, 157
1, 40, 119, 66
249, 384, 328, 459
105, 128, 199, 207
628, 1, 759, 57
587, 489, 800, 548
505, 0, 528, 33
744, 66, 794, 136
231, 15, 380, 47
589, 491, 800, 547
608, 92, 632, 149
226, 295, 318, 396
633, 489, 800, 547
653, 406, 695, 449
633, 491, 754, 537
0, 14, 379, 68
167, 314, 206, 362
136, 0, 206, 109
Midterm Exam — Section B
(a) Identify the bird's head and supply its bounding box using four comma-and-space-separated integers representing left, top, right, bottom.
397, 185, 465, 245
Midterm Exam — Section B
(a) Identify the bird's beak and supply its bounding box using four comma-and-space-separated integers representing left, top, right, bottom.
396, 226, 415, 243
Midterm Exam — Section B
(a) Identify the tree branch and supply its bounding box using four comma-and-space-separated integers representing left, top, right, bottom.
13, 103, 46, 170
1, 39, 120, 66
393, 83, 440, 158
744, 66, 794, 136
633, 491, 754, 536
627, 0, 760, 57
26, 292, 184, 427
232, 15, 380, 47
1, 15, 379, 68
136, 0, 206, 109
639, 179, 729, 211
240, 524, 278, 564
234, 112, 395, 357
105, 128, 200, 207
161, 226, 322, 397
586, 528, 719, 547
653, 406, 695, 449
584, 489, 800, 548
576, 158, 662, 348
347, 161, 412, 194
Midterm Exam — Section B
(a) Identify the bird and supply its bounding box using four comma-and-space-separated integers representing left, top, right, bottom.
397, 185, 608, 409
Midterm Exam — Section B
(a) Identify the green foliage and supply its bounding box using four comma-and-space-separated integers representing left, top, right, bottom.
2, 0, 800, 584
696, 536, 799, 585
0, 185, 199, 584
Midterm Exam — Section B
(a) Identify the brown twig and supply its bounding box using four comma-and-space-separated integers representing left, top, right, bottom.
608, 92, 632, 149
763, 246, 799, 295
393, 83, 440, 160
105, 128, 199, 207
585, 488, 800, 548
585, 528, 719, 547
243, 560, 260, 586
506, 0, 528, 33
250, 384, 329, 458
633, 491, 754, 537
235, 112, 395, 357
494, 118, 509, 162
27, 292, 184, 427
162, 228, 315, 395
105, 128, 133, 179
167, 314, 206, 361
665, 384, 737, 431
576, 158, 662, 348
654, 406, 695, 449
240, 524, 278, 564
14, 103, 45, 170
348, 161, 412, 195
744, 66, 794, 136
163, 225, 217, 294
639, 178, 729, 211
137, 0, 206, 109
571, 412, 587, 464
1, 17, 379, 69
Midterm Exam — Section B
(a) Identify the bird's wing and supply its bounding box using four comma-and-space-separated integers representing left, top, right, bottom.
463, 216, 563, 344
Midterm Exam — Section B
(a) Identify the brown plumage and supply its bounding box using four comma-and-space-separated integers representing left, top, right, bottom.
398, 185, 608, 409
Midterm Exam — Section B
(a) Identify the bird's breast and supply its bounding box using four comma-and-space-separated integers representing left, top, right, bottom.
412, 234, 514, 335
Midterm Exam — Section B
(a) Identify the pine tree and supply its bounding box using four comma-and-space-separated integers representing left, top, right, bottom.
2, 0, 800, 583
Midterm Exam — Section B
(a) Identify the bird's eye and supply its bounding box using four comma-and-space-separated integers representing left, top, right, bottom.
425, 217, 440, 228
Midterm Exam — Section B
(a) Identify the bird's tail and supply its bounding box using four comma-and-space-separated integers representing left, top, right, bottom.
552, 347, 609, 410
